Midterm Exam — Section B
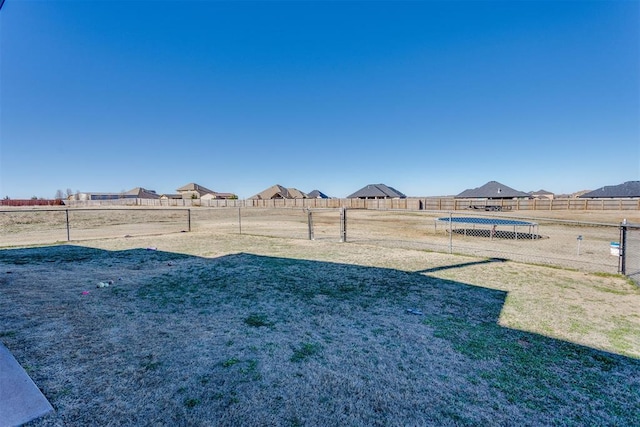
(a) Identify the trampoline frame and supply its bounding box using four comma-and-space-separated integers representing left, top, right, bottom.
435, 216, 539, 240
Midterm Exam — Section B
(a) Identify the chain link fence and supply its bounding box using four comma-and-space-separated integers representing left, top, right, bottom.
338, 209, 622, 274
0, 208, 190, 246
0, 207, 628, 276
191, 208, 624, 275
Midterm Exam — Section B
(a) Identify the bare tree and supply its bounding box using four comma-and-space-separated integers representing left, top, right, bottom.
55, 189, 64, 199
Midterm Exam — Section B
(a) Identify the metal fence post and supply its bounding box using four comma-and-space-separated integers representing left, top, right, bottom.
620, 221, 626, 274
340, 207, 347, 242
66, 209, 70, 241
307, 210, 314, 240
187, 209, 191, 232
238, 207, 242, 234
449, 212, 453, 254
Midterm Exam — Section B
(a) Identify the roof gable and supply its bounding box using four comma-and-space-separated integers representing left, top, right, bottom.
250, 184, 308, 200
124, 187, 160, 199
176, 183, 215, 195
250, 184, 287, 200
530, 189, 553, 195
348, 184, 406, 199
307, 190, 329, 199
286, 188, 307, 199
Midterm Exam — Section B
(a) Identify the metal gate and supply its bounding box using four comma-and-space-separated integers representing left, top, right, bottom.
620, 221, 640, 285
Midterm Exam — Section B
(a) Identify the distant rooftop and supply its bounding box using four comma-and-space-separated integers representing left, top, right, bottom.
456, 181, 530, 199
348, 184, 406, 199
579, 181, 640, 198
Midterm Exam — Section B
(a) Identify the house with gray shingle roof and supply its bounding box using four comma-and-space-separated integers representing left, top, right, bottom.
348, 184, 406, 199
249, 184, 308, 200
307, 190, 329, 199
578, 181, 640, 198
456, 181, 530, 199
125, 187, 160, 199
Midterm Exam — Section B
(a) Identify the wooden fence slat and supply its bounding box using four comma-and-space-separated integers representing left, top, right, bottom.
52, 197, 640, 211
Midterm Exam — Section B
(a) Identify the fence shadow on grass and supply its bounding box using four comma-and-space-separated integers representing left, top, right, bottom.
415, 258, 508, 274
0, 245, 638, 426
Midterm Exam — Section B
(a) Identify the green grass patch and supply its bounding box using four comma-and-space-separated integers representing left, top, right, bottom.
244, 314, 274, 328
222, 357, 240, 368
183, 398, 200, 408
290, 342, 321, 362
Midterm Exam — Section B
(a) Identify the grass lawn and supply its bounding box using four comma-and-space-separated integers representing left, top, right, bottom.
1, 231, 639, 426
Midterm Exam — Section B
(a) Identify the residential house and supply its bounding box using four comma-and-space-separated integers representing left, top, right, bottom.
176, 183, 216, 199
578, 181, 640, 198
75, 187, 159, 201
529, 189, 555, 200
348, 184, 406, 199
249, 184, 308, 200
307, 190, 329, 199
456, 181, 530, 199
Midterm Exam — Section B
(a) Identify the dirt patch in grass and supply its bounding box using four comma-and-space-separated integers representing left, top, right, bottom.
1, 233, 639, 426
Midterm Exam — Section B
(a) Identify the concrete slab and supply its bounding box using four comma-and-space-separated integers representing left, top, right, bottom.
0, 342, 53, 427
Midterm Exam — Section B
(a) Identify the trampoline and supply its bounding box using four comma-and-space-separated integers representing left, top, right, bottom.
435, 217, 540, 240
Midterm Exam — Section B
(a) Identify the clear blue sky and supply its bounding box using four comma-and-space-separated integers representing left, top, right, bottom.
1, 0, 638, 199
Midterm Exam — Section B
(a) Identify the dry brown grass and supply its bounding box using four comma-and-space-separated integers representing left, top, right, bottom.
1, 226, 639, 426
0, 208, 190, 246
3, 206, 630, 275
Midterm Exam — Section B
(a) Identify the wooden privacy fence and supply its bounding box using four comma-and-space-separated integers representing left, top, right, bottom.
62, 197, 640, 211
0, 199, 65, 207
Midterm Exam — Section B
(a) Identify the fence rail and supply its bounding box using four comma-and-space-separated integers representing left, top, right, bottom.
56, 197, 640, 211
0, 208, 190, 246
1, 207, 633, 279
0, 199, 64, 206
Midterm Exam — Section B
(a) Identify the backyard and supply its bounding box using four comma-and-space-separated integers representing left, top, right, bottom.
1, 222, 639, 426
